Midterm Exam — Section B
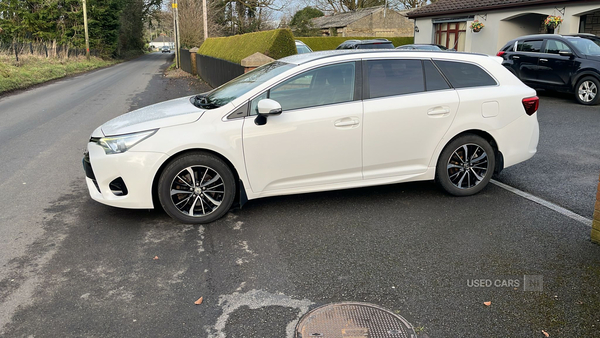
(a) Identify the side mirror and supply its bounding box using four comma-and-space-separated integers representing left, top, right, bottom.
559, 50, 573, 57
255, 99, 282, 126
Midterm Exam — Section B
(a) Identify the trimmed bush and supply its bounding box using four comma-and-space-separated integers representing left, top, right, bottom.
296, 36, 414, 51
197, 29, 296, 64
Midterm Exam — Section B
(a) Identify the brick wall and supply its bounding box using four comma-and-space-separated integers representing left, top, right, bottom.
592, 171, 600, 244
583, 11, 600, 36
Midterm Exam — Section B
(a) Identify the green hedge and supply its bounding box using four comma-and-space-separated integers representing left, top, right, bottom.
197, 29, 297, 64
296, 36, 414, 51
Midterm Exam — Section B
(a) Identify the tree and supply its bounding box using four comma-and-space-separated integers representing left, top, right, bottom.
393, 0, 437, 10
0, 0, 163, 57
310, 0, 384, 13
290, 6, 323, 37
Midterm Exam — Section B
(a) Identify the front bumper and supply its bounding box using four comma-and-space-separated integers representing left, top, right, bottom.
83, 142, 167, 209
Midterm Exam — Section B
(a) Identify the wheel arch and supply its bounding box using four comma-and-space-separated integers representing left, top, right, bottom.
151, 148, 246, 210
572, 71, 600, 90
438, 129, 504, 176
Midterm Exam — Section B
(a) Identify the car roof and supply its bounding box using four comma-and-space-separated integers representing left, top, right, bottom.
506, 33, 597, 42
279, 49, 492, 65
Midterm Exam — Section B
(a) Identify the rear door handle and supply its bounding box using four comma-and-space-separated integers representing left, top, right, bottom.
334, 117, 359, 127
539, 58, 548, 62
427, 107, 450, 117
512, 56, 520, 59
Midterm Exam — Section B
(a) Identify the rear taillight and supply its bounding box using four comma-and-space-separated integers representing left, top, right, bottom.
496, 51, 506, 57
522, 96, 539, 116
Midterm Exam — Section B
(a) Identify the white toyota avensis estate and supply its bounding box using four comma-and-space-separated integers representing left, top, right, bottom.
83, 50, 540, 224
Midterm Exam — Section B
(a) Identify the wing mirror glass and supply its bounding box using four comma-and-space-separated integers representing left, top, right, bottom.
255, 99, 282, 126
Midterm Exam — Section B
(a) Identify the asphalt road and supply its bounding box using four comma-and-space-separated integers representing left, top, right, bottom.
0, 54, 599, 338
495, 90, 600, 218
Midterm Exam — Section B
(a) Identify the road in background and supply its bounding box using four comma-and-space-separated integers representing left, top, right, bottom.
0, 53, 208, 332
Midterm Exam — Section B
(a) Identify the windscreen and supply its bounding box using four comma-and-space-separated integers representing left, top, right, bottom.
566, 36, 600, 56
200, 61, 296, 108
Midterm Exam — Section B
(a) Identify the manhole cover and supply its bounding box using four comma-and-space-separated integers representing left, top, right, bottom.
295, 302, 416, 338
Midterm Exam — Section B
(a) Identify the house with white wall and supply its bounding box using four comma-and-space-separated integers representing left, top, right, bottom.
150, 35, 174, 49
407, 0, 600, 55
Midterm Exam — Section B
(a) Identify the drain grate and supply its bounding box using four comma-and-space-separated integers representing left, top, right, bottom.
295, 302, 416, 338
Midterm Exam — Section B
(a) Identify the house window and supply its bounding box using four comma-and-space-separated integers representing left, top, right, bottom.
434, 22, 466, 51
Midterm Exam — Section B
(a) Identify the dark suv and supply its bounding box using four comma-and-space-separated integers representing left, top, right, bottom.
336, 39, 394, 50
498, 34, 600, 105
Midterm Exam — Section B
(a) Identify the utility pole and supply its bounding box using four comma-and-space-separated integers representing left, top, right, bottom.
82, 0, 90, 59
203, 0, 208, 40
172, 0, 181, 68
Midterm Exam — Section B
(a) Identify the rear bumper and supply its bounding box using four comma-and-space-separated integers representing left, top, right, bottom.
493, 113, 539, 168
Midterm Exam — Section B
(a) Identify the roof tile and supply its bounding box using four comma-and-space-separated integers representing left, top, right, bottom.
408, 0, 571, 18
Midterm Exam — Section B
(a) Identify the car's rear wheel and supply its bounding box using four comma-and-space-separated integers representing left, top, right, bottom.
435, 134, 495, 196
575, 76, 599, 105
158, 152, 235, 224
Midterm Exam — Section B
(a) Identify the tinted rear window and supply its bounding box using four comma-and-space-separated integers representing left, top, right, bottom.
357, 43, 394, 49
424, 60, 451, 91
433, 60, 497, 88
516, 40, 543, 52
367, 59, 424, 98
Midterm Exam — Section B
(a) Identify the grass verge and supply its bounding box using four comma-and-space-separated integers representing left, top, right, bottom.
0, 55, 118, 94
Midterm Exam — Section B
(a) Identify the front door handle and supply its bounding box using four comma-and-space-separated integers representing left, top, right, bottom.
334, 117, 359, 128
427, 107, 451, 117
540, 58, 548, 62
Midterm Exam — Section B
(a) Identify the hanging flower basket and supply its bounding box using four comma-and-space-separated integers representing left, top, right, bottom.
470, 20, 484, 33
545, 15, 563, 29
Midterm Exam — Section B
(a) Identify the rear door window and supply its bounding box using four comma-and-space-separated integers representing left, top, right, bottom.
516, 40, 543, 52
423, 60, 451, 91
433, 60, 497, 88
366, 59, 424, 98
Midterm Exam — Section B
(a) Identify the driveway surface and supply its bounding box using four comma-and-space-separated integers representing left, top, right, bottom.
0, 54, 598, 338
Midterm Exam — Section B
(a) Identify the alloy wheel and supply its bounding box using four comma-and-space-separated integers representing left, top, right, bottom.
578, 80, 597, 103
447, 144, 489, 190
169, 165, 225, 217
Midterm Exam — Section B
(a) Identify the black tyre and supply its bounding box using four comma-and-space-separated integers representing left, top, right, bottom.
158, 152, 235, 224
435, 134, 495, 196
575, 76, 599, 105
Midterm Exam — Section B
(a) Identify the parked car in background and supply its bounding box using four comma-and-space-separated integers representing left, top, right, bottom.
295, 40, 313, 54
84, 50, 539, 224
498, 33, 600, 105
336, 39, 395, 50
396, 44, 455, 51
161, 46, 171, 53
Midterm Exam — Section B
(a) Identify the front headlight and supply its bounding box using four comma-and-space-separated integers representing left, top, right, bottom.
95, 129, 157, 155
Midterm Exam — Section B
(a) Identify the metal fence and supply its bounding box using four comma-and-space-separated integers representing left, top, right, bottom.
196, 54, 245, 88
0, 41, 100, 61
180, 49, 192, 74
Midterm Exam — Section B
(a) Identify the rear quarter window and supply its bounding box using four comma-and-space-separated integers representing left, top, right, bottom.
433, 60, 497, 88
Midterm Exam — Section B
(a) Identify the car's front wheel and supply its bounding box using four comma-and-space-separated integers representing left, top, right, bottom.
575, 76, 599, 105
158, 152, 235, 224
435, 134, 495, 196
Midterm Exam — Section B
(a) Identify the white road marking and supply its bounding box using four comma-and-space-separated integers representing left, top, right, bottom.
206, 289, 313, 338
491, 179, 592, 227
